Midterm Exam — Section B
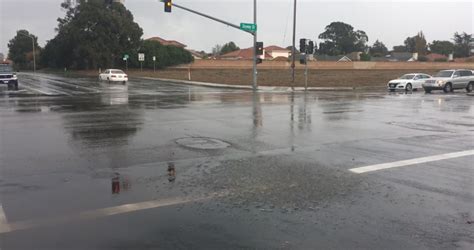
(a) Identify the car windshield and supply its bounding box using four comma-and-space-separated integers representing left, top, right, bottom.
0, 64, 13, 72
112, 70, 125, 74
399, 74, 415, 79
435, 70, 454, 77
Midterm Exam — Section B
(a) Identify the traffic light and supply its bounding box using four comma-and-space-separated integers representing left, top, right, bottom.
299, 38, 306, 53
308, 41, 314, 54
256, 42, 264, 56
164, 0, 172, 13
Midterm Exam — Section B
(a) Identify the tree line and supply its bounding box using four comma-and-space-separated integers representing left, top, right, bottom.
213, 22, 471, 61
315, 22, 471, 60
8, 0, 192, 71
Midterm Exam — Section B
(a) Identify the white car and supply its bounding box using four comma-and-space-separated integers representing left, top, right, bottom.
387, 73, 431, 91
99, 69, 128, 84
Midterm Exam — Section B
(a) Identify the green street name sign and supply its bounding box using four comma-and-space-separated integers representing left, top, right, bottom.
240, 23, 257, 32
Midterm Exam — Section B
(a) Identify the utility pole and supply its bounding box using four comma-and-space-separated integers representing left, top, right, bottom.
291, 0, 297, 89
252, 0, 257, 91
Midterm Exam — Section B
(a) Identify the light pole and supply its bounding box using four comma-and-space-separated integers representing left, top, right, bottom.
18, 31, 36, 73
252, 0, 257, 91
291, 0, 297, 89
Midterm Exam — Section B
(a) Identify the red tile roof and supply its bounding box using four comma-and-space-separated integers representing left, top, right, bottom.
220, 47, 272, 59
264, 45, 289, 52
146, 36, 187, 48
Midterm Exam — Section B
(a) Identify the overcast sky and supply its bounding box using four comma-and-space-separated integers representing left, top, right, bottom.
0, 0, 473, 55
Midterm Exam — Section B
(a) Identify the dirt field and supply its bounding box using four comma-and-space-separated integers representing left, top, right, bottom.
129, 68, 441, 88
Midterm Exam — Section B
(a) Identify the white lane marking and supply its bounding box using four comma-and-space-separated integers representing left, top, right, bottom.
349, 149, 474, 174
20, 85, 55, 96
0, 191, 226, 234
0, 204, 11, 234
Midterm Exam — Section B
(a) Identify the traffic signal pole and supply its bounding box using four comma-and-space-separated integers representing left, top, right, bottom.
252, 0, 257, 91
291, 0, 297, 90
162, 0, 258, 90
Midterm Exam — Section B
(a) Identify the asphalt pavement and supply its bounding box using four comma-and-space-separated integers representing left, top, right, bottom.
0, 73, 473, 249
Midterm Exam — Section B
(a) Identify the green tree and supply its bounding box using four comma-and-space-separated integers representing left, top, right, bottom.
429, 40, 454, 55
220, 42, 240, 55
392, 45, 407, 52
403, 32, 427, 55
7, 30, 40, 70
130, 40, 193, 69
42, 0, 143, 69
360, 52, 371, 61
452, 32, 471, 58
318, 22, 368, 55
369, 40, 388, 56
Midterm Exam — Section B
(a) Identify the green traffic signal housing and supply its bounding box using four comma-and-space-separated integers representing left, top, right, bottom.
164, 0, 172, 12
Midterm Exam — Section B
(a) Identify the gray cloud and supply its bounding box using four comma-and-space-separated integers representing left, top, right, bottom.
1, 0, 472, 55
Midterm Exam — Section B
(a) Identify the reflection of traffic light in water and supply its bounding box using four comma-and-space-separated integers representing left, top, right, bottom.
112, 173, 120, 194
168, 163, 176, 182
111, 173, 131, 194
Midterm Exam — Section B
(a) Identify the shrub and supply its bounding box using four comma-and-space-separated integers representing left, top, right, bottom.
417, 56, 428, 62
434, 58, 448, 62
360, 53, 371, 61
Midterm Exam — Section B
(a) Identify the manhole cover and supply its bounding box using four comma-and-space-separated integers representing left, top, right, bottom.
176, 137, 230, 150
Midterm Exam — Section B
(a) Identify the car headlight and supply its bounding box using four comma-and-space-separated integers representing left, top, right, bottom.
436, 80, 445, 84
12, 73, 17, 79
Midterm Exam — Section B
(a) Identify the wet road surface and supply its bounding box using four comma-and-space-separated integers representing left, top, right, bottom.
0, 73, 473, 249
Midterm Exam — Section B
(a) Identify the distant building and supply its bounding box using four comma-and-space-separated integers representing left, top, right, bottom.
219, 45, 288, 60
186, 49, 205, 60
146, 36, 187, 48
386, 52, 418, 62
425, 53, 448, 61
264, 46, 291, 59
470, 37, 474, 56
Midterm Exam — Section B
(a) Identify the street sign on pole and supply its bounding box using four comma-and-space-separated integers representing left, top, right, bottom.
138, 53, 145, 62
123, 54, 129, 71
153, 56, 156, 73
240, 23, 257, 32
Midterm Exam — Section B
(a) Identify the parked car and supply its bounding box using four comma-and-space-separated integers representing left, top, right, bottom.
422, 69, 474, 93
387, 73, 431, 92
0, 63, 18, 90
99, 69, 128, 84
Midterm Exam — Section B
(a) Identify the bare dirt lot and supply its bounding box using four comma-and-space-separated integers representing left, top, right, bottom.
129, 68, 441, 88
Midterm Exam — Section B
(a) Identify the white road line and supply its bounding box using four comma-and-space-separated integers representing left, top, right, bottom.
0, 192, 226, 234
0, 204, 11, 234
349, 149, 474, 174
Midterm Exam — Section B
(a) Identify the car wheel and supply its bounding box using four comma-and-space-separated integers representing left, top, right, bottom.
389, 89, 395, 92
405, 83, 412, 91
14, 82, 18, 91
424, 89, 431, 94
467, 82, 473, 93
443, 83, 452, 93
107, 77, 110, 83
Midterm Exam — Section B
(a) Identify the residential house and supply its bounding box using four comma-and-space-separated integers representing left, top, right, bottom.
186, 49, 205, 60
315, 55, 352, 62
220, 47, 272, 60
264, 46, 291, 59
470, 37, 474, 56
146, 36, 187, 48
425, 53, 448, 62
386, 52, 418, 62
